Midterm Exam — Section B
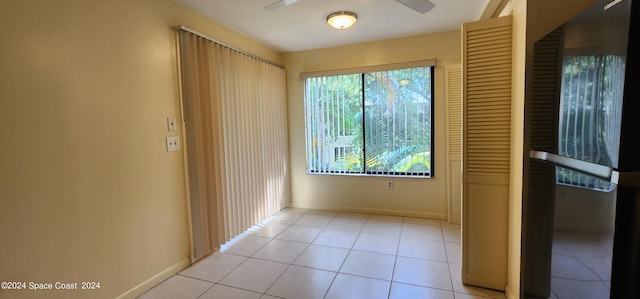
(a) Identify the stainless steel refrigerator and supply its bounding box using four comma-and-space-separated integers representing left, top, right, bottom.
522, 0, 639, 298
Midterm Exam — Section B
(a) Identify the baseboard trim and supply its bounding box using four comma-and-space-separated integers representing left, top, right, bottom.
289, 202, 448, 220
116, 258, 190, 299
505, 284, 518, 299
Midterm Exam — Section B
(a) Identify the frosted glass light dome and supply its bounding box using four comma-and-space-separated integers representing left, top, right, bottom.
327, 12, 357, 29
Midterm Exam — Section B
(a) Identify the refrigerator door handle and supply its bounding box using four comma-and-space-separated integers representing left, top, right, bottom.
529, 150, 640, 187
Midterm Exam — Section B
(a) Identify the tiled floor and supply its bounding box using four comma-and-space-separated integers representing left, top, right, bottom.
138, 208, 506, 299
549, 231, 613, 299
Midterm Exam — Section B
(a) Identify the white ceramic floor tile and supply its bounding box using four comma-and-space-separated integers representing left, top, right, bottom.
275, 224, 322, 243
404, 217, 441, 226
280, 207, 309, 214
220, 235, 270, 257
252, 239, 308, 263
393, 256, 452, 290
294, 213, 335, 228
442, 226, 461, 243
352, 233, 399, 255
389, 282, 454, 299
551, 278, 610, 299
198, 284, 262, 299
397, 237, 447, 261
247, 222, 290, 238
401, 223, 443, 240
445, 242, 462, 264
326, 216, 367, 232
307, 209, 340, 216
218, 258, 288, 293
340, 250, 396, 280
293, 244, 349, 272
313, 229, 359, 249
337, 211, 371, 219
362, 220, 403, 236
266, 265, 336, 299
179, 252, 247, 282
144, 211, 466, 299
138, 275, 213, 299
271, 212, 305, 224
324, 273, 391, 299
551, 255, 600, 280
369, 214, 404, 222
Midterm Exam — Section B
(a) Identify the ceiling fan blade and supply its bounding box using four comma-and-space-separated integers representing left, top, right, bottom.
395, 0, 435, 14
263, 0, 299, 11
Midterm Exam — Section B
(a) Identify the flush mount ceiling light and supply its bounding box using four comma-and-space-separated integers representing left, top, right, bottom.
327, 11, 358, 29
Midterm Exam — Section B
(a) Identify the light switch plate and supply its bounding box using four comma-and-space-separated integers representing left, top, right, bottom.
166, 136, 180, 152
167, 117, 177, 132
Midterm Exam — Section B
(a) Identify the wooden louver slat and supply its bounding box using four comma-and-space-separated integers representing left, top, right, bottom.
448, 66, 462, 156
464, 21, 512, 176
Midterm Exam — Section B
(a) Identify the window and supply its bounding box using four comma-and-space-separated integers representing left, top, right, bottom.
304, 65, 434, 177
557, 54, 625, 190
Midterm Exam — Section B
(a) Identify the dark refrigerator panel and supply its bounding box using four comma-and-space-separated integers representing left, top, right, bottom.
611, 0, 640, 297
522, 0, 637, 298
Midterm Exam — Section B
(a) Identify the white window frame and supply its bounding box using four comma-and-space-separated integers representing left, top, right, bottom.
302, 60, 436, 178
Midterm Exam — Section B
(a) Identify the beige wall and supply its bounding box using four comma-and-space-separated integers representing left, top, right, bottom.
283, 31, 461, 218
0, 1, 280, 298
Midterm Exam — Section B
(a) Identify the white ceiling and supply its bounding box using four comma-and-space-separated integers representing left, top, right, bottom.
175, 0, 502, 52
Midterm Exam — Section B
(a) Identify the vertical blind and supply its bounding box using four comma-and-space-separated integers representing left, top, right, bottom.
178, 29, 290, 258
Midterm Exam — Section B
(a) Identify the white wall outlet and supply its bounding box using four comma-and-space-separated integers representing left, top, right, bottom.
167, 117, 177, 132
386, 180, 393, 190
166, 136, 180, 152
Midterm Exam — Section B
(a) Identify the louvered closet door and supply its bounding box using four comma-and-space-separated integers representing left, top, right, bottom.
446, 64, 462, 224
461, 15, 512, 291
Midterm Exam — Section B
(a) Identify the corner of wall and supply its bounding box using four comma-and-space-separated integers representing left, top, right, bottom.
116, 259, 190, 299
